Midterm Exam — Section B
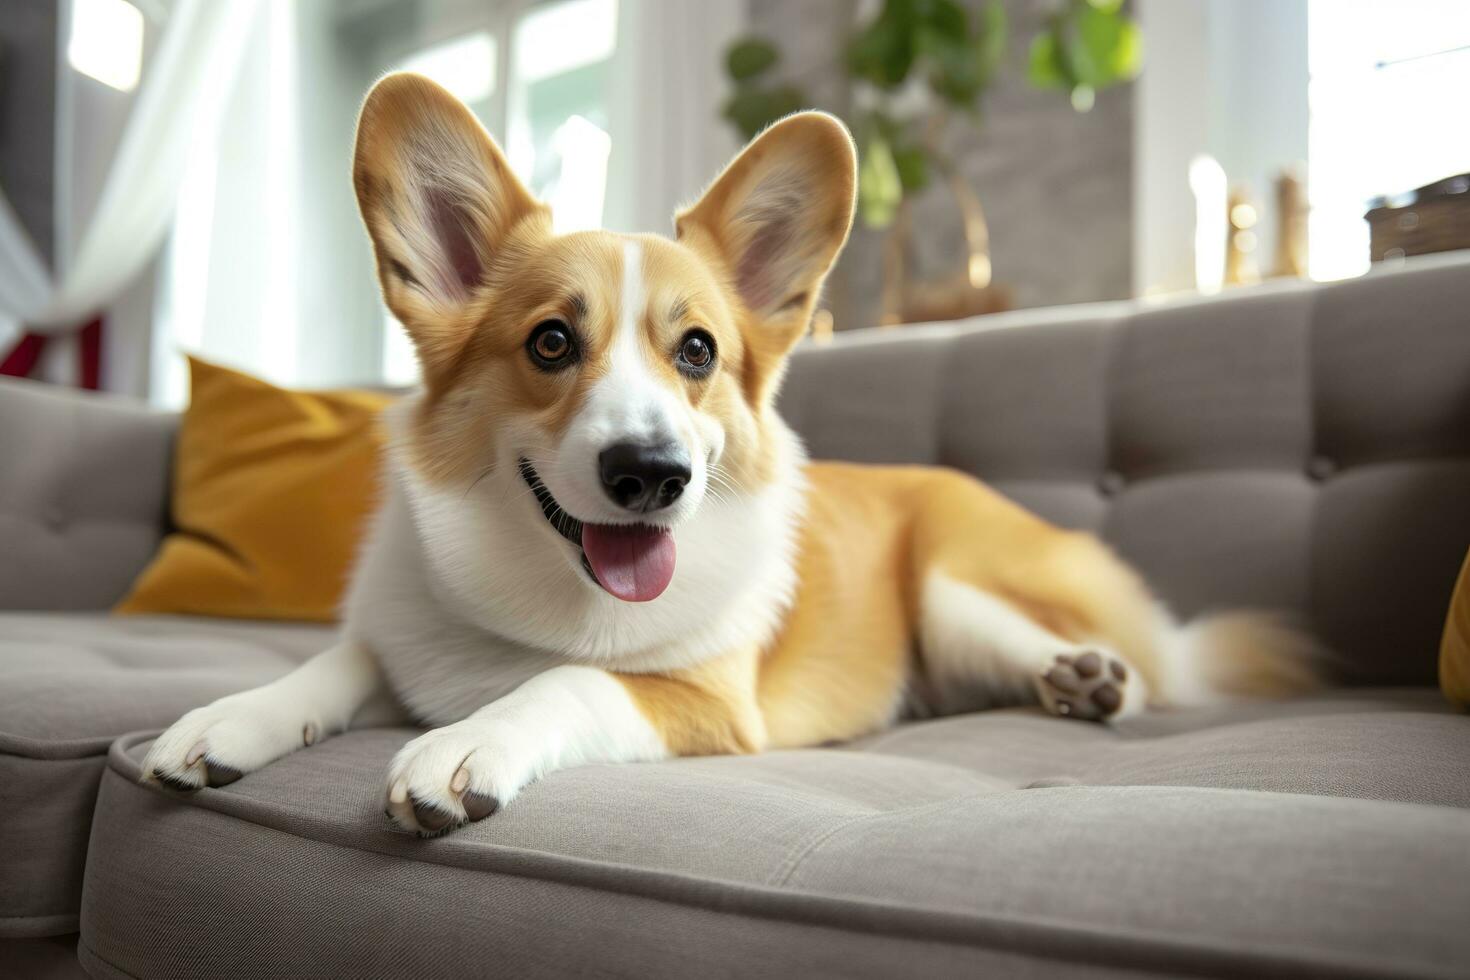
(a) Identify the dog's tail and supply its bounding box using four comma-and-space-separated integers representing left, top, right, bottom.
1157, 611, 1327, 706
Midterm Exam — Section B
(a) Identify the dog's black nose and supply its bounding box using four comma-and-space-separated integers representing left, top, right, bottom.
599, 442, 691, 512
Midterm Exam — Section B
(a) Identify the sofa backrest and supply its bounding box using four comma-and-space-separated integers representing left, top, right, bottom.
3, 255, 1466, 685
0, 378, 176, 611
781, 253, 1470, 685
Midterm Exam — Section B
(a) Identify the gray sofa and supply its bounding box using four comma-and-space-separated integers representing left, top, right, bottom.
3, 253, 1469, 979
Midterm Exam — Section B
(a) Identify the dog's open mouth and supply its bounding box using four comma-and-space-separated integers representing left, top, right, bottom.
518, 460, 676, 603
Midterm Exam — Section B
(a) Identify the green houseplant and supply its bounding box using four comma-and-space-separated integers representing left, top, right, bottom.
722, 0, 1141, 324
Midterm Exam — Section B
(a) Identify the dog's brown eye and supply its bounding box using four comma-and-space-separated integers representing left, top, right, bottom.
535, 329, 569, 360
528, 320, 575, 369
677, 330, 715, 375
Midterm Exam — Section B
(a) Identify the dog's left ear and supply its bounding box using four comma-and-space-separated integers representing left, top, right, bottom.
676, 111, 856, 356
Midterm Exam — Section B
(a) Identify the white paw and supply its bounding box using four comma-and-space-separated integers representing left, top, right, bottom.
384, 719, 540, 836
142, 693, 319, 790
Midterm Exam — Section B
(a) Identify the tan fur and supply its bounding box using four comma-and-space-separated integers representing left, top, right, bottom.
616, 651, 767, 756
353, 73, 1318, 766
355, 77, 778, 496
1182, 612, 1324, 699
642, 463, 1177, 748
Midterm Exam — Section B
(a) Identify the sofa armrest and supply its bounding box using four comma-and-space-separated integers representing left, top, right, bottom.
0, 378, 176, 610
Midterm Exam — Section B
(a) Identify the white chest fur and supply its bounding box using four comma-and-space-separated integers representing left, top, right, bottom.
343, 399, 805, 726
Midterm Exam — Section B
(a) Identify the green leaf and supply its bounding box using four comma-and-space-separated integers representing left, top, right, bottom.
1086, 0, 1123, 12
892, 144, 930, 193
1109, 19, 1143, 78
915, 0, 967, 38
1060, 9, 1105, 86
858, 135, 903, 229
720, 83, 810, 141
722, 90, 775, 141
977, 1, 1008, 79
847, 0, 919, 88
726, 38, 779, 82
919, 25, 983, 106
1027, 32, 1068, 89
766, 85, 806, 120
1063, 4, 1141, 88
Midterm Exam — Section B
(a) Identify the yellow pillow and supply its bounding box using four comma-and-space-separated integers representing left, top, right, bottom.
1443, 549, 1470, 708
115, 357, 393, 622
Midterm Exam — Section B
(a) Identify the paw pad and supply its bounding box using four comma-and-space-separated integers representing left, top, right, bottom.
1038, 650, 1131, 722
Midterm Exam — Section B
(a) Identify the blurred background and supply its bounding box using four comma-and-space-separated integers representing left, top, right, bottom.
1, 0, 1466, 405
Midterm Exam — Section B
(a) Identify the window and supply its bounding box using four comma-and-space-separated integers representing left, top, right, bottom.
69, 0, 145, 92
506, 0, 616, 232
382, 0, 618, 386
1307, 1, 1470, 281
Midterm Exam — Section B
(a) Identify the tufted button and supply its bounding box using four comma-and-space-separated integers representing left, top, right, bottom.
1096, 471, 1126, 497
1306, 456, 1337, 481
44, 505, 67, 530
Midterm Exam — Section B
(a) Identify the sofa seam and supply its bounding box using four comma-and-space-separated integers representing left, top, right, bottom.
0, 733, 117, 760
768, 791, 997, 888
0, 912, 82, 939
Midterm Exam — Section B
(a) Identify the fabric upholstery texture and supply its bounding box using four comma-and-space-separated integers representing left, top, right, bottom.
80, 691, 1470, 979
0, 378, 175, 611
0, 613, 327, 936
0, 935, 89, 980
115, 358, 393, 622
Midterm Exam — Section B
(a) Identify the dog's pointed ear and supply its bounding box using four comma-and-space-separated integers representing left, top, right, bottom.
676, 112, 856, 341
353, 73, 547, 373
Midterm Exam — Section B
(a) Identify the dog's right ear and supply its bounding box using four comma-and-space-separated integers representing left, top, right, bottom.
353, 73, 547, 374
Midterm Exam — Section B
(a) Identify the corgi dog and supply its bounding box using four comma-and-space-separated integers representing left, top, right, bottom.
143, 74, 1318, 835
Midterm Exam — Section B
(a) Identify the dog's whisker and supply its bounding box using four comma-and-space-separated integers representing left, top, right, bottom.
463, 465, 496, 500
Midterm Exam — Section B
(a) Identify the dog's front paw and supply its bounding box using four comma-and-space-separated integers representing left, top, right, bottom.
142, 695, 317, 791
384, 720, 535, 836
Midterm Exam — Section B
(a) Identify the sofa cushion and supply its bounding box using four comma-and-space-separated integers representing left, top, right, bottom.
80, 690, 1470, 978
0, 379, 175, 612
0, 613, 328, 938
115, 357, 394, 623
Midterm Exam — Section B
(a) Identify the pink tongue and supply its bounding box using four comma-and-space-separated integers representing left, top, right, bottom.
581, 524, 676, 602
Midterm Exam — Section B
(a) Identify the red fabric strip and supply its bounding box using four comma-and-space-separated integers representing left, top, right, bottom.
0, 333, 47, 379
79, 317, 103, 390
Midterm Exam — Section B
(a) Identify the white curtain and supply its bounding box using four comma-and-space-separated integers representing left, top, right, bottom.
602, 0, 744, 237
0, 0, 260, 335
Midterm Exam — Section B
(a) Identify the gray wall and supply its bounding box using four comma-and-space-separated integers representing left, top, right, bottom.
0, 0, 58, 269
745, 0, 1134, 331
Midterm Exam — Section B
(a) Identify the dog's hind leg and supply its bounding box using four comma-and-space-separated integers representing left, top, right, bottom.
904, 470, 1171, 723
916, 570, 1149, 722
142, 638, 392, 790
